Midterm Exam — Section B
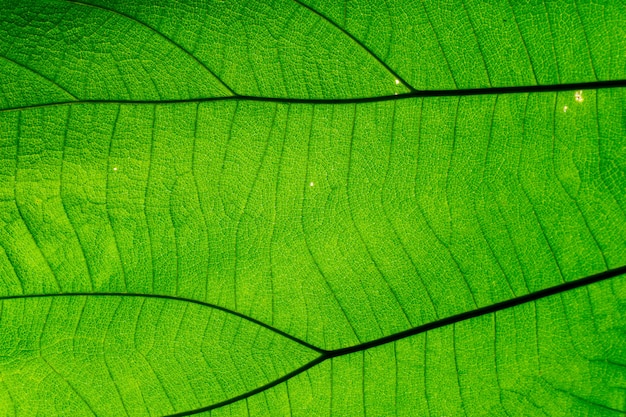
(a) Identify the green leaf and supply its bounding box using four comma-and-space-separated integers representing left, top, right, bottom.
0, 0, 625, 416
0, 294, 316, 416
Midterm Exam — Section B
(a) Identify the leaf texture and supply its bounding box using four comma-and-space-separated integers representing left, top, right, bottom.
192, 276, 626, 417
0, 0, 625, 416
0, 295, 316, 416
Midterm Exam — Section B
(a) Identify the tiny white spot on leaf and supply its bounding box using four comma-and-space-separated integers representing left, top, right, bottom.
395, 79, 400, 85
113, 167, 118, 171
575, 90, 584, 102
310, 182, 314, 187
563, 106, 568, 112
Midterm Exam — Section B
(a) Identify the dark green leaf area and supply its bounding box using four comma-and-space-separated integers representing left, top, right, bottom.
303, 0, 626, 88
3, 0, 626, 108
0, 0, 231, 108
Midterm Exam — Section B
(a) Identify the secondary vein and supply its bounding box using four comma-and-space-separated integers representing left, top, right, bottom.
292, 0, 416, 92
65, 0, 237, 96
322, 264, 626, 357
0, 292, 324, 354
162, 264, 626, 416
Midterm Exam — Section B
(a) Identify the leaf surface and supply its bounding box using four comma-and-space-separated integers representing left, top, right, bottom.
0, 294, 316, 416
0, 0, 625, 416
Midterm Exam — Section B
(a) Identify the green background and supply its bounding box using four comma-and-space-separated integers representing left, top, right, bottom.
0, 0, 624, 415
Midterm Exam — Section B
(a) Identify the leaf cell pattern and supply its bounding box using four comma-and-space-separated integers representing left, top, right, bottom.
0, 0, 625, 416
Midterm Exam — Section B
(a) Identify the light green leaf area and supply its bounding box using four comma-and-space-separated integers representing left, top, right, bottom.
0, 295, 316, 417
0, 0, 625, 416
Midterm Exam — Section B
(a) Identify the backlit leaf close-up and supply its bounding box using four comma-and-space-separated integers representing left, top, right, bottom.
0, 0, 625, 416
